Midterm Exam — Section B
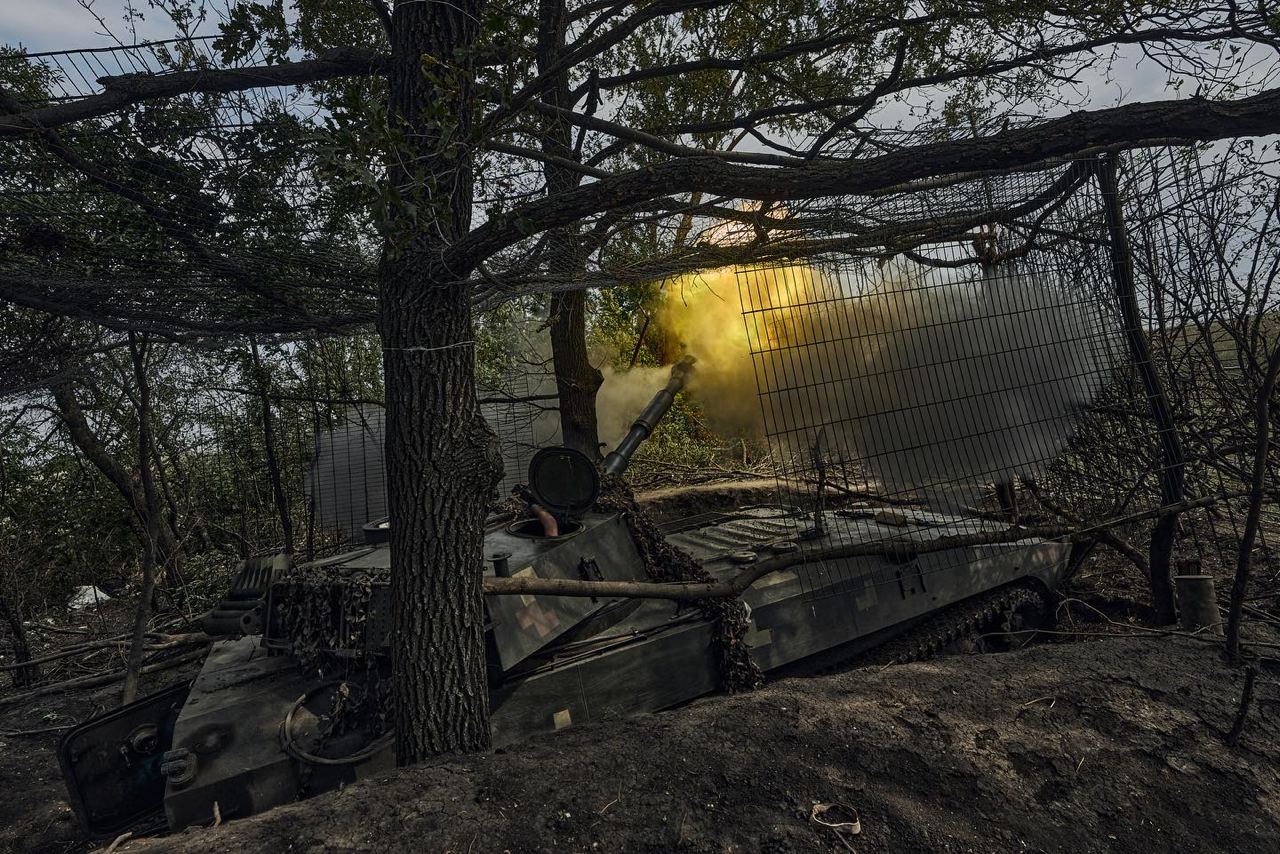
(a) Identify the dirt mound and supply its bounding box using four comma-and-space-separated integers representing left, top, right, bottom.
136, 636, 1279, 854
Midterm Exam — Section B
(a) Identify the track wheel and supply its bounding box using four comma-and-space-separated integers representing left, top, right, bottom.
977, 588, 1047, 652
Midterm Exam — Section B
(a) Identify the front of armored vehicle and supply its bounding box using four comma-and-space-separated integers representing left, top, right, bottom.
60, 359, 703, 836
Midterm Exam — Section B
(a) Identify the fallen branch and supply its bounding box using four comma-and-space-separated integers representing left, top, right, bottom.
0, 723, 75, 736
485, 492, 1248, 602
101, 830, 133, 854
0, 648, 205, 709
1050, 598, 1280, 652
23, 623, 92, 636
484, 523, 1074, 601
1026, 484, 1150, 576
0, 48, 387, 137
0, 632, 209, 673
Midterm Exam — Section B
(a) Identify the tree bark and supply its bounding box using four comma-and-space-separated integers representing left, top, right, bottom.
1098, 156, 1185, 625
549, 292, 602, 456
249, 340, 294, 554
122, 333, 160, 706
539, 0, 603, 458
380, 0, 501, 764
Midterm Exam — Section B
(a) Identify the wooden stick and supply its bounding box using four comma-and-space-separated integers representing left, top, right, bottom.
0, 648, 205, 709
0, 633, 210, 673
1226, 664, 1259, 747
483, 494, 1243, 603
483, 523, 1074, 601
24, 623, 92, 636
101, 830, 132, 854
0, 723, 75, 736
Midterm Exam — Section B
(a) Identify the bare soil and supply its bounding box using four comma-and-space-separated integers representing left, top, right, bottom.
123, 635, 1278, 854
0, 600, 199, 854
635, 478, 799, 523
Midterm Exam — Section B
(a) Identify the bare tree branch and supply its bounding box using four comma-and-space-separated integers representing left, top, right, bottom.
0, 48, 387, 138
457, 88, 1280, 269
483, 523, 1077, 601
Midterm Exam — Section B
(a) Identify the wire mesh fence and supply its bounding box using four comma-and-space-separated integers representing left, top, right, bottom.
306, 362, 560, 548
730, 147, 1278, 602
0, 38, 378, 359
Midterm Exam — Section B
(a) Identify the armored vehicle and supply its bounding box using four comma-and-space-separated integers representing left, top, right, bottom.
58, 361, 1073, 838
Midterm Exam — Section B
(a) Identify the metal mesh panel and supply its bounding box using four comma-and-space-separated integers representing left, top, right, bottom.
0, 39, 377, 353
306, 406, 387, 546
734, 158, 1126, 597
481, 369, 562, 496
304, 334, 560, 547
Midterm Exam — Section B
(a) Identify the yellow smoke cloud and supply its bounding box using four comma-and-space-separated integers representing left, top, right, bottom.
599, 255, 1118, 508
657, 264, 824, 435
595, 363, 673, 449
594, 262, 822, 448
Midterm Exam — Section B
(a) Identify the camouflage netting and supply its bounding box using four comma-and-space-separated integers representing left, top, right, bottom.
595, 474, 764, 693
277, 567, 382, 662
275, 566, 392, 745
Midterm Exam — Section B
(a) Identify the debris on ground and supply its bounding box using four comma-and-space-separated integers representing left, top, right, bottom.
65, 588, 111, 611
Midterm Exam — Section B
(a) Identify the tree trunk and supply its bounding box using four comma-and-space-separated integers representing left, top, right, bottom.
0, 596, 40, 688
550, 291, 603, 456
381, 0, 501, 764
1225, 343, 1280, 659
249, 339, 294, 555
122, 333, 160, 705
51, 380, 184, 586
538, 0, 603, 459
1098, 156, 1185, 625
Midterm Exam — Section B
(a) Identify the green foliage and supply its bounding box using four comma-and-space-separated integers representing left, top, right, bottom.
0, 421, 137, 613
215, 0, 292, 63
588, 282, 757, 476
0, 327, 395, 616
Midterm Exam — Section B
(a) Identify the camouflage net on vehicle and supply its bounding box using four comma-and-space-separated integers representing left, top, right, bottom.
595, 475, 764, 693
275, 568, 393, 745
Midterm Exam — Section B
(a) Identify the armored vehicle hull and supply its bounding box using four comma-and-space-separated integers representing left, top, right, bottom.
59, 503, 1068, 834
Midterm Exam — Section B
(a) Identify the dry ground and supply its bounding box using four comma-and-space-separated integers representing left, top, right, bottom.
125, 635, 1279, 854
0, 598, 198, 854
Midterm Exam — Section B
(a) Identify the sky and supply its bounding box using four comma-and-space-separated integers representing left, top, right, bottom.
2, 0, 1182, 104
0, 1, 179, 53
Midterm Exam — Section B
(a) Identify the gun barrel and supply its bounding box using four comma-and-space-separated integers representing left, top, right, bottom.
602, 356, 696, 477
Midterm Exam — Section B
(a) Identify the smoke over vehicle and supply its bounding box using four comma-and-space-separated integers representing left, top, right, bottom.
601, 257, 1119, 506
